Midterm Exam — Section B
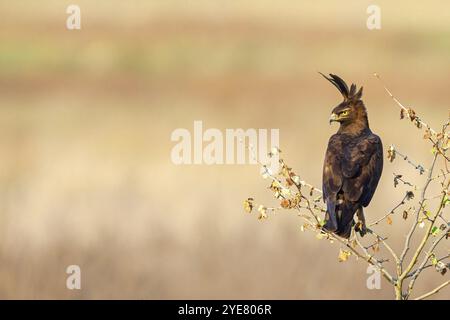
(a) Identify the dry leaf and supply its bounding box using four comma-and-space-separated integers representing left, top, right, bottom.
243, 198, 254, 213
387, 216, 393, 225
402, 210, 408, 220
280, 199, 290, 209
393, 174, 402, 188
387, 145, 396, 162
338, 249, 351, 262
257, 205, 268, 220
407, 108, 416, 121
406, 191, 415, 200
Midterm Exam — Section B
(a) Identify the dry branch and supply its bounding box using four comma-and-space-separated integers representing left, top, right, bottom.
244, 74, 449, 299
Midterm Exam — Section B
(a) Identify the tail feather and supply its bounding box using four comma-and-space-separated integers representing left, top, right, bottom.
335, 220, 354, 239
324, 196, 358, 239
323, 199, 338, 232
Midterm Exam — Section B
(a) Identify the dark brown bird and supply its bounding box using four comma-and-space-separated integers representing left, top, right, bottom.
320, 73, 383, 239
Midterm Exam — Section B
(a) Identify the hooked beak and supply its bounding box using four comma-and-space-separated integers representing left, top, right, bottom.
329, 113, 338, 125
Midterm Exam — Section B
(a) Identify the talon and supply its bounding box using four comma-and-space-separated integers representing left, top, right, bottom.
355, 221, 367, 237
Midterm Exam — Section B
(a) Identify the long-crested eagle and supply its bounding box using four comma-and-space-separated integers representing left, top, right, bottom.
320, 73, 383, 239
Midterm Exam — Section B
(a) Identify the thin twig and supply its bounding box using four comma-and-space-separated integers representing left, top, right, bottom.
406, 254, 450, 278
391, 146, 426, 174
405, 216, 450, 299
369, 192, 410, 227
374, 73, 437, 135
400, 154, 438, 265
414, 280, 450, 300
366, 228, 400, 266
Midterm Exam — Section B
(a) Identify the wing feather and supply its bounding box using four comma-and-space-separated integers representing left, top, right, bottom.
322, 134, 343, 199
341, 134, 383, 206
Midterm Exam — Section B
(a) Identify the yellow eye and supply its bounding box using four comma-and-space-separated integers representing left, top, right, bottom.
340, 110, 349, 116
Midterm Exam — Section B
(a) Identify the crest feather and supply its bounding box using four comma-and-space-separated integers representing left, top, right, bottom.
319, 73, 363, 101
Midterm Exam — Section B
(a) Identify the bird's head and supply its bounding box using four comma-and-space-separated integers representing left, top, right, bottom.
320, 73, 367, 127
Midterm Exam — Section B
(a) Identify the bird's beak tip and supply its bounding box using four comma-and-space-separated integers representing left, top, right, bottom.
329, 113, 338, 125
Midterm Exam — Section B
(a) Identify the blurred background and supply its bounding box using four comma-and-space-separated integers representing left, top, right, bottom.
0, 0, 449, 299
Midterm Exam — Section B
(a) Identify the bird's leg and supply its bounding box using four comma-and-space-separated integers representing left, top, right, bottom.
355, 207, 367, 237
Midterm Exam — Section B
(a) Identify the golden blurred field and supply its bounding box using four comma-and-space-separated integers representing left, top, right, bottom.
0, 0, 449, 299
